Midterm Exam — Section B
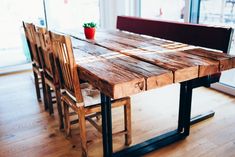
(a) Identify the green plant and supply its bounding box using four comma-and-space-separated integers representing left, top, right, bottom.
83, 22, 96, 28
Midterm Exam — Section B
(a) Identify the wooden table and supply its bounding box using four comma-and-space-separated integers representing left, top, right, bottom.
67, 29, 235, 157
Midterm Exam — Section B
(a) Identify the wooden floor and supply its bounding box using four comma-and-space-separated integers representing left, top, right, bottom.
0, 72, 235, 157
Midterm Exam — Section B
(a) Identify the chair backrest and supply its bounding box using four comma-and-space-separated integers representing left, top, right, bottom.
22, 22, 41, 66
36, 26, 54, 78
117, 16, 234, 53
50, 31, 83, 103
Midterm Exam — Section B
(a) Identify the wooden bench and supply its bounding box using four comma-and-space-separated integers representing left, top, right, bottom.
116, 15, 234, 125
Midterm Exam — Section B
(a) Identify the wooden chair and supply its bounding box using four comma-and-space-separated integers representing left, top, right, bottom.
23, 22, 47, 109
116, 15, 234, 125
50, 31, 132, 157
35, 26, 64, 129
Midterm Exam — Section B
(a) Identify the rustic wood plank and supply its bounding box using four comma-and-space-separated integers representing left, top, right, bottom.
72, 38, 173, 90
70, 30, 234, 82
100, 30, 191, 50
93, 32, 222, 77
95, 31, 166, 51
68, 30, 173, 49
97, 31, 186, 53
90, 40, 199, 83
106, 30, 173, 45
70, 33, 199, 83
73, 49, 145, 99
69, 30, 191, 53
71, 31, 224, 82
98, 31, 187, 51
106, 30, 235, 74
104, 30, 235, 70
154, 51, 220, 77
105, 30, 193, 50
182, 48, 235, 71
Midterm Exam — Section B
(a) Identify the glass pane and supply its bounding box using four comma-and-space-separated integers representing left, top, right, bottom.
0, 0, 45, 68
140, 0, 185, 22
46, 0, 100, 32
199, 0, 235, 88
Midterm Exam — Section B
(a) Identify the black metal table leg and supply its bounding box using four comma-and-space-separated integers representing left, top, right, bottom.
189, 76, 216, 125
178, 81, 193, 136
112, 80, 193, 157
190, 110, 215, 125
101, 93, 113, 157
100, 78, 215, 156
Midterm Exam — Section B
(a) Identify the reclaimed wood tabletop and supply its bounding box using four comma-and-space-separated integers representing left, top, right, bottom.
66, 30, 235, 99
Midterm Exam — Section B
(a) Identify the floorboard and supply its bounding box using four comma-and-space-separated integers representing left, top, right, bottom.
0, 72, 235, 157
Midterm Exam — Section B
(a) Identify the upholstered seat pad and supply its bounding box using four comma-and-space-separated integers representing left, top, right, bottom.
81, 83, 100, 107
63, 82, 101, 108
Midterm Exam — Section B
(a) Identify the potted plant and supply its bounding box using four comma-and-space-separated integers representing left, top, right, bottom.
83, 22, 96, 39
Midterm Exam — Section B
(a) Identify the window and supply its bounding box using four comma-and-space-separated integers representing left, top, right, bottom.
46, 0, 100, 31
199, 0, 235, 89
0, 0, 45, 68
140, 0, 186, 22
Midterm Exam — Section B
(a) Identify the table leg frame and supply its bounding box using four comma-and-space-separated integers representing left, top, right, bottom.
189, 76, 217, 126
101, 80, 193, 157
190, 110, 215, 126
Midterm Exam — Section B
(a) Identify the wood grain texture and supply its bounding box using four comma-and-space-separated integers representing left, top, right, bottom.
157, 51, 220, 77
94, 31, 220, 77
1, 72, 235, 157
73, 48, 145, 99
106, 30, 177, 46
89, 40, 199, 83
182, 48, 235, 71
97, 31, 190, 51
69, 30, 235, 92
72, 38, 173, 90
23, 22, 41, 67
102, 31, 235, 77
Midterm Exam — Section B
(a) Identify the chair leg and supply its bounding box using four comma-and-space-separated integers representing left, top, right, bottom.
41, 74, 48, 111
78, 107, 88, 157
124, 98, 132, 145
33, 71, 41, 102
63, 101, 71, 136
55, 88, 64, 130
46, 84, 54, 115
43, 85, 49, 111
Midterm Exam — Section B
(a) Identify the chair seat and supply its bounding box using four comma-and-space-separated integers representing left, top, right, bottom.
62, 83, 100, 108
81, 83, 100, 107
62, 81, 130, 112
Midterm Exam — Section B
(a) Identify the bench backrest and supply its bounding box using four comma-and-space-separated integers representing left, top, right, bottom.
117, 16, 234, 53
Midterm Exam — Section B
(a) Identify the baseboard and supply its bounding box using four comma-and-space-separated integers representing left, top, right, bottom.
0, 63, 32, 76
211, 83, 235, 97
